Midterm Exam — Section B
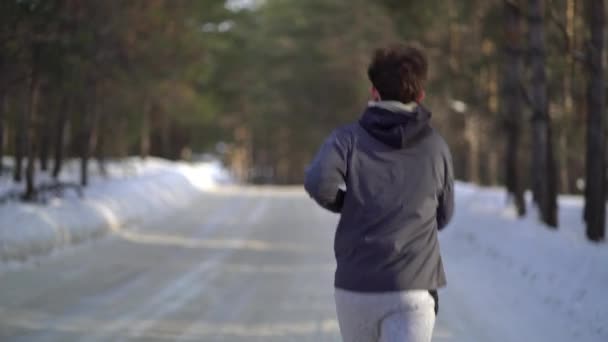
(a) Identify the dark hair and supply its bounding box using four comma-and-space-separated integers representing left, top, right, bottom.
367, 44, 428, 103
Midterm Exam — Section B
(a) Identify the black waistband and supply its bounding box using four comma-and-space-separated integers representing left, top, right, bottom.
429, 289, 439, 315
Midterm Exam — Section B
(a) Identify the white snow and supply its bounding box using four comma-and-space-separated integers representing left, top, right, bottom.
0, 157, 232, 263
439, 182, 608, 342
1, 161, 607, 341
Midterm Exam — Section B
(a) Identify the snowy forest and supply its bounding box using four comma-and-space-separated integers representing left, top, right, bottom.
0, 0, 606, 241
2, 1, 608, 341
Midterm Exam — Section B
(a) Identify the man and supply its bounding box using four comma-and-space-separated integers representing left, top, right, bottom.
304, 44, 454, 342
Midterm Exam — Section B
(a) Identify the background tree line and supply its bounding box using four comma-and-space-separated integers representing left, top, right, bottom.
0, 0, 234, 197
0, 0, 606, 240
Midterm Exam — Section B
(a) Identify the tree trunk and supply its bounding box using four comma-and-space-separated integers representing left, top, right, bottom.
502, 1, 526, 216
464, 115, 481, 184
231, 125, 251, 183
116, 117, 129, 158
584, 0, 606, 241
52, 97, 68, 179
80, 104, 100, 187
488, 149, 500, 186
0, 53, 5, 176
0, 91, 5, 176
160, 113, 171, 159
560, 0, 576, 194
24, 75, 41, 201
96, 114, 107, 177
39, 106, 51, 172
528, 0, 558, 227
140, 102, 151, 159
80, 135, 89, 187
276, 126, 289, 184
14, 94, 25, 183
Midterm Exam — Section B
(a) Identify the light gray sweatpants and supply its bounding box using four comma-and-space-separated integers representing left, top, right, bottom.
334, 288, 436, 342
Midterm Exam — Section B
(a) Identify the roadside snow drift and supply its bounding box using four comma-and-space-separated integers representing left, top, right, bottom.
0, 158, 229, 262
439, 183, 608, 342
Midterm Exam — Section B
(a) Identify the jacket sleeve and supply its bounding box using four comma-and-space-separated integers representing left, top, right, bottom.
304, 130, 348, 213
437, 147, 455, 230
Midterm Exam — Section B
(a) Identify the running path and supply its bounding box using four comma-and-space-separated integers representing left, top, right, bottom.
0, 186, 570, 342
0, 187, 341, 342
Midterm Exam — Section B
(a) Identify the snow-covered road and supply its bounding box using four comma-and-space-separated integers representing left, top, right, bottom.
0, 186, 605, 341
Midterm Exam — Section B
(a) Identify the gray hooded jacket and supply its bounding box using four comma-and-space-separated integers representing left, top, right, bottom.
305, 101, 454, 292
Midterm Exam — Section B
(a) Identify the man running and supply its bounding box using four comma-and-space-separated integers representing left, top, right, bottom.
304, 44, 454, 342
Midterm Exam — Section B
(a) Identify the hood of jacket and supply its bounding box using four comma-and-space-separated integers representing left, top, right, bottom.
359, 101, 432, 149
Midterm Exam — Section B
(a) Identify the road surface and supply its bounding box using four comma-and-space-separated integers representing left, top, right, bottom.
0, 186, 532, 341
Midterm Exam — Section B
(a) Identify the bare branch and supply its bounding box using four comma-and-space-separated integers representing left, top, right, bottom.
547, 4, 570, 51
545, 0, 587, 66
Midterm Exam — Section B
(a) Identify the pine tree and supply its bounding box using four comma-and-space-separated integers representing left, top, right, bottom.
584, 0, 606, 241
528, 0, 558, 227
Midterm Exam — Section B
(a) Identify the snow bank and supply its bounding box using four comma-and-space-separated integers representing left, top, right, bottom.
440, 183, 608, 341
0, 159, 231, 263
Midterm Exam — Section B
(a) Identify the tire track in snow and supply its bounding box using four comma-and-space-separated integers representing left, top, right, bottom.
173, 194, 291, 341
96, 194, 270, 342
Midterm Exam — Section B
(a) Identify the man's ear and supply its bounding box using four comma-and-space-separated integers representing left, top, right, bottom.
417, 89, 426, 103
371, 87, 381, 101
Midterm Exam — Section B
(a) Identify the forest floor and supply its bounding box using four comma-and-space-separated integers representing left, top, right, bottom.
0, 162, 606, 341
